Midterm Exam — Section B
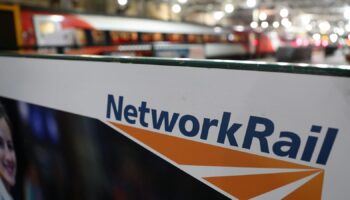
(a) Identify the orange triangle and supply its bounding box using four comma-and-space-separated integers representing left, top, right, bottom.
110, 122, 316, 170
283, 171, 324, 200
205, 170, 320, 200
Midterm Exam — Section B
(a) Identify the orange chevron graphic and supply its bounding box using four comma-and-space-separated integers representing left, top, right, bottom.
283, 171, 324, 200
205, 170, 320, 199
109, 122, 324, 199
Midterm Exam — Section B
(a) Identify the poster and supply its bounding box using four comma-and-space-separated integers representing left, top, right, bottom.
0, 55, 349, 199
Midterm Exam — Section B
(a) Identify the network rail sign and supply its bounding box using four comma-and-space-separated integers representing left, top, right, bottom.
0, 55, 349, 199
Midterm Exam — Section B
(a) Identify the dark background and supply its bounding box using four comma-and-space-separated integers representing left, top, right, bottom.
1, 97, 229, 200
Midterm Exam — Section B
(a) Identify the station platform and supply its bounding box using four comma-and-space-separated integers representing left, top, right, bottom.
254, 48, 349, 67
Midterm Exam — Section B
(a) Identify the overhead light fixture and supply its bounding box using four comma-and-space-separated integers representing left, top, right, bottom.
259, 12, 267, 21
330, 33, 338, 43
261, 21, 269, 29
272, 21, 280, 28
178, 0, 187, 4
213, 11, 225, 20
246, 0, 256, 8
306, 24, 313, 31
224, 3, 234, 13
345, 23, 350, 32
50, 15, 64, 22
281, 18, 292, 28
250, 21, 258, 29
214, 26, 222, 33
117, 0, 128, 6
228, 34, 235, 41
344, 6, 350, 19
172, 4, 182, 13
235, 25, 245, 32
318, 21, 330, 34
280, 8, 289, 18
312, 33, 321, 41
301, 15, 311, 25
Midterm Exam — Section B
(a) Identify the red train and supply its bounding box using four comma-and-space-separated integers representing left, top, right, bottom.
2, 4, 277, 59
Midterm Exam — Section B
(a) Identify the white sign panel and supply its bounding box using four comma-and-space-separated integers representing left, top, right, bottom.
0, 56, 349, 199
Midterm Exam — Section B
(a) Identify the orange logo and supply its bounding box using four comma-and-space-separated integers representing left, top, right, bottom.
110, 122, 324, 199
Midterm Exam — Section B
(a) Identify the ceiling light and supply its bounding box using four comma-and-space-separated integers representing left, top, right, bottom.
273, 21, 280, 28
312, 33, 321, 41
259, 12, 267, 21
280, 8, 289, 18
228, 34, 235, 41
345, 6, 350, 19
318, 21, 330, 33
250, 21, 258, 29
117, 0, 128, 6
213, 11, 225, 20
178, 0, 187, 4
306, 24, 313, 31
172, 4, 181, 13
246, 0, 256, 8
214, 26, 222, 33
50, 15, 64, 22
235, 25, 245, 32
330, 33, 338, 43
281, 18, 291, 28
224, 3, 234, 13
301, 15, 311, 25
261, 21, 269, 29
346, 24, 350, 32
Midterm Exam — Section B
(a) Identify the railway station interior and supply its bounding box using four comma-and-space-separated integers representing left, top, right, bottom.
0, 0, 350, 66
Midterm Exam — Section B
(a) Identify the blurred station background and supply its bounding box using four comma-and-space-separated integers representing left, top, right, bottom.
1, 0, 350, 65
